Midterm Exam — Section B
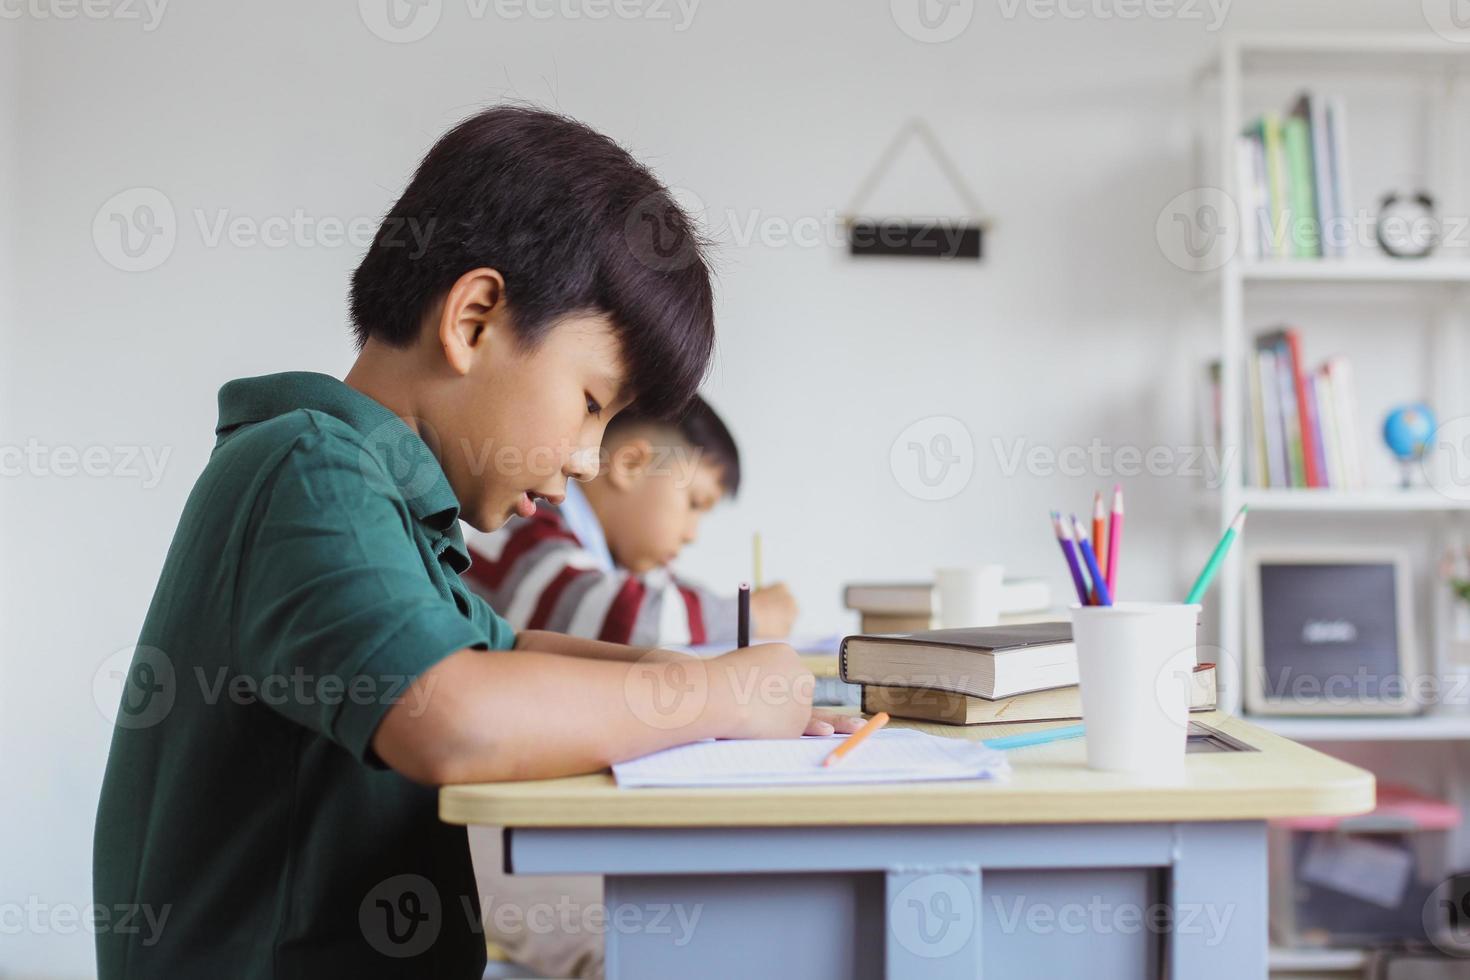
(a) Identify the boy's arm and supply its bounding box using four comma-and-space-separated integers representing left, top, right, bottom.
370, 641, 863, 785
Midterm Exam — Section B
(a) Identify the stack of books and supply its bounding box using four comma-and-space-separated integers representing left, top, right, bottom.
1208, 328, 1364, 490
838, 623, 1217, 726
843, 579, 1054, 634
1236, 91, 1352, 261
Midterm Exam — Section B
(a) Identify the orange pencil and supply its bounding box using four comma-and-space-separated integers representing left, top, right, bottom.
1091, 491, 1108, 602
822, 712, 890, 768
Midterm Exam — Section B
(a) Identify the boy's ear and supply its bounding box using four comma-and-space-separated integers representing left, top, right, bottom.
436, 267, 508, 375
606, 437, 655, 491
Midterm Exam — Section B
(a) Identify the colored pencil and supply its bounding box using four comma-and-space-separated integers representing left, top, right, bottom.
1185, 506, 1249, 605
1105, 485, 1123, 596
737, 582, 751, 647
1072, 515, 1113, 606
822, 711, 889, 767
752, 533, 764, 590
1051, 511, 1091, 606
984, 723, 1086, 751
1091, 491, 1107, 603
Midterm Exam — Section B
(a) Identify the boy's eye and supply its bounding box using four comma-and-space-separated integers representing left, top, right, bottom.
585, 394, 603, 417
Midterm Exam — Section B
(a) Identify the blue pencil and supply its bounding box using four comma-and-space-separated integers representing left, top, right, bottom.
1071, 514, 1113, 606
1050, 511, 1091, 606
984, 723, 1086, 751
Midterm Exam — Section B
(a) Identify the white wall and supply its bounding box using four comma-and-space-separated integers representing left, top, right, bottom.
1, 1, 1441, 975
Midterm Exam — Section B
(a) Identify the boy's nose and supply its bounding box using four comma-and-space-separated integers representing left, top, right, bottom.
565, 446, 600, 482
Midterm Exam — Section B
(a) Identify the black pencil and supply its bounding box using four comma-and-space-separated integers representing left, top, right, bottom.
737, 582, 750, 648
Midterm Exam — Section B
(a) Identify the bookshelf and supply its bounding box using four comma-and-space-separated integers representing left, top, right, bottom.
1199, 31, 1470, 717
1197, 33, 1470, 977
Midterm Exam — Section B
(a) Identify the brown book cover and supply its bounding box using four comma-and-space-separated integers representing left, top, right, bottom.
840, 623, 1076, 700
862, 664, 1218, 725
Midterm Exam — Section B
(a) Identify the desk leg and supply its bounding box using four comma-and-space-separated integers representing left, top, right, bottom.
885, 868, 983, 977
1168, 821, 1267, 980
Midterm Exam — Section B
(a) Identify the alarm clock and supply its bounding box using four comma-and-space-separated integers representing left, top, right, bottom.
1376, 190, 1438, 259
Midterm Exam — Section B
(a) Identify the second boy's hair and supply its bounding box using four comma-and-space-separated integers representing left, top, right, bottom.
604, 395, 741, 496
349, 105, 715, 417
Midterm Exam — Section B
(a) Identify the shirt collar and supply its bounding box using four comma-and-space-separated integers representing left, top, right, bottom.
216, 372, 467, 563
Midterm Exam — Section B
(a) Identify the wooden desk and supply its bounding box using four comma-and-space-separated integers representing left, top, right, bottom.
442, 714, 1373, 980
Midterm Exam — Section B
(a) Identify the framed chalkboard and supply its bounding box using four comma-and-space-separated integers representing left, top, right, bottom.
1244, 550, 1420, 716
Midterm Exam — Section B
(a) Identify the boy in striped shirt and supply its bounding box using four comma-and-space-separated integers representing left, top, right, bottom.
464, 396, 798, 646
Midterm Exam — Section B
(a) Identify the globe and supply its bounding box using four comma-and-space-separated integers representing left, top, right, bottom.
1384, 404, 1437, 463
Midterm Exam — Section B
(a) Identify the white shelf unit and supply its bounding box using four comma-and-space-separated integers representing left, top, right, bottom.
1200, 31, 1470, 719
1197, 34, 1470, 978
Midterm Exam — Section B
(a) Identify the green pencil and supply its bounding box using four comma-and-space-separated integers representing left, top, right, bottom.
1185, 506, 1249, 605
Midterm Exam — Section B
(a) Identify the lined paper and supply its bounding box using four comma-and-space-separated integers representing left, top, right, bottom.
613, 729, 1010, 788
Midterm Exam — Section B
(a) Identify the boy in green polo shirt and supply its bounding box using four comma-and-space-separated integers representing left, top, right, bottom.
93, 106, 860, 979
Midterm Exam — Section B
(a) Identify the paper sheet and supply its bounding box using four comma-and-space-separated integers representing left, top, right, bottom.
613, 728, 1010, 788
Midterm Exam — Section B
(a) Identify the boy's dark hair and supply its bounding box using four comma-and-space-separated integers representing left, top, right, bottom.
605, 394, 741, 496
350, 105, 714, 417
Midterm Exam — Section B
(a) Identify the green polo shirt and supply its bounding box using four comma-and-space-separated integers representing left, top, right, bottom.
94, 371, 515, 979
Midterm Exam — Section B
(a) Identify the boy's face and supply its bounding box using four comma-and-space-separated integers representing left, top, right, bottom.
591, 438, 726, 574
430, 309, 631, 531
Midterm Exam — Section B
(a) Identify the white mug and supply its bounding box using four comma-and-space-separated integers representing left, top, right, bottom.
1070, 602, 1201, 773
934, 565, 1005, 629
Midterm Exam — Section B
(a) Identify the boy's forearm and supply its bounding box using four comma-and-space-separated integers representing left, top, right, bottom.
373, 647, 746, 785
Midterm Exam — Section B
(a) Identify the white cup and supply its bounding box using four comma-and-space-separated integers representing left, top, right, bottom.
1070, 602, 1201, 773
934, 565, 1005, 629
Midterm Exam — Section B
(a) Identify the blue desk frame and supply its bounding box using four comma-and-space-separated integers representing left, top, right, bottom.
504, 819, 1266, 978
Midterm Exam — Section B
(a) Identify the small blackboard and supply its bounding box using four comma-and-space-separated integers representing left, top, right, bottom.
847, 219, 984, 260
1245, 552, 1418, 715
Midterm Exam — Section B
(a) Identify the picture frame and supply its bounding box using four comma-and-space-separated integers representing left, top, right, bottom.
1243, 548, 1419, 716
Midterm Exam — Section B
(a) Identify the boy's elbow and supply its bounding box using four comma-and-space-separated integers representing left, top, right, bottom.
373, 696, 509, 786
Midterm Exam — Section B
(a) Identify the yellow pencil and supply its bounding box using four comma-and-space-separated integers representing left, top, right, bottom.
822, 712, 890, 768
752, 532, 764, 590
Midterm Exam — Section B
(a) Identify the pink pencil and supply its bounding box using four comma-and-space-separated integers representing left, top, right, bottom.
1105, 485, 1123, 596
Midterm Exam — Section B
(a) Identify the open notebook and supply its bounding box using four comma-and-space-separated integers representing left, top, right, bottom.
612, 729, 1010, 788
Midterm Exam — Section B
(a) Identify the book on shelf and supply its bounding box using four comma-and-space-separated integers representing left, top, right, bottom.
861, 663, 1218, 726
839, 622, 1076, 701
1235, 92, 1353, 261
1205, 328, 1364, 491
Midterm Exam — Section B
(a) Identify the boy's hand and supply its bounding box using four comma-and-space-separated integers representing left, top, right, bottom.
710, 642, 813, 739
803, 709, 868, 737
751, 583, 798, 638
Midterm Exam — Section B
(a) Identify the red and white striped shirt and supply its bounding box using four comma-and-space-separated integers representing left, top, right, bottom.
462, 505, 738, 647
